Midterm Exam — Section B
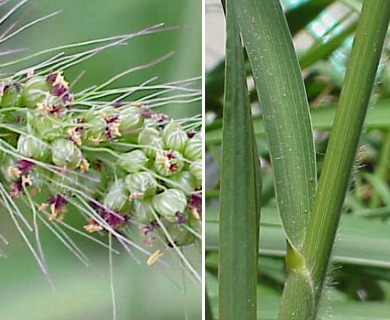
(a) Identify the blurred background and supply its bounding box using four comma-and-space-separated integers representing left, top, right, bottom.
0, 0, 201, 319
3, 0, 202, 116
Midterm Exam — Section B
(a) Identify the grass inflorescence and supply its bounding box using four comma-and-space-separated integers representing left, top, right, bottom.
0, 0, 202, 290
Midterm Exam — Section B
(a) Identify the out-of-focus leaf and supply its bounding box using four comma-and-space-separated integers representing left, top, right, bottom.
206, 99, 390, 146
286, 0, 334, 36
205, 0, 336, 115
206, 207, 390, 269
300, 21, 357, 69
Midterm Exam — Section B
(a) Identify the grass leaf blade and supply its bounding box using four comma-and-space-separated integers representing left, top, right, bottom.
218, 1, 262, 319
303, 1, 390, 317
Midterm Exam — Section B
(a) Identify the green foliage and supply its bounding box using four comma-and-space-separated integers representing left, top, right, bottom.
218, 1, 261, 319
206, 0, 390, 319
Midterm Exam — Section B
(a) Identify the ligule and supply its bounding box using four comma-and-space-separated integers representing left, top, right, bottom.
302, 1, 390, 317
209, 0, 390, 319
278, 243, 315, 320
232, 0, 316, 318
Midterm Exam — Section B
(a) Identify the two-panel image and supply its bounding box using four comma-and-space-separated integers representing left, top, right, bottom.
0, 0, 389, 319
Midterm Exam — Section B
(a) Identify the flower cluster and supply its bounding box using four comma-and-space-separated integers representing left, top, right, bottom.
0, 71, 202, 251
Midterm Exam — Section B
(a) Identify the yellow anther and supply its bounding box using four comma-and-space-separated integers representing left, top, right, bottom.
147, 250, 163, 266
83, 224, 103, 233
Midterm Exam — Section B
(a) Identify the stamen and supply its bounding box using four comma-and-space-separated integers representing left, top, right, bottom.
147, 249, 163, 265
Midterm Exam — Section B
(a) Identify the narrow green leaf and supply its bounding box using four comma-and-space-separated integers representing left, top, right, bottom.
233, 2, 317, 318
205, 0, 335, 115
235, 0, 315, 252
208, 290, 390, 320
300, 20, 357, 69
206, 99, 390, 146
205, 286, 214, 320
285, 0, 333, 36
218, 1, 261, 319
302, 1, 390, 317
206, 208, 390, 269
